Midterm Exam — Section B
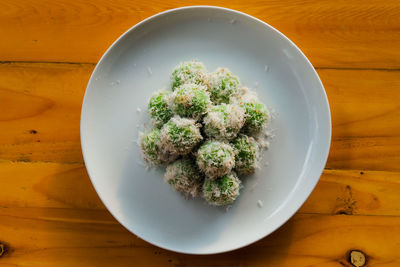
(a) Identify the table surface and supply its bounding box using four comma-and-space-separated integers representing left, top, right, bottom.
1, 1, 399, 266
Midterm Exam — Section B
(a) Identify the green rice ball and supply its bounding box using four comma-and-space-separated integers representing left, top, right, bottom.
202, 172, 241, 206
209, 68, 240, 104
203, 103, 245, 141
171, 83, 211, 120
242, 101, 269, 135
171, 61, 209, 91
148, 89, 174, 128
140, 129, 177, 165
164, 159, 204, 197
160, 116, 203, 156
232, 135, 259, 175
196, 140, 235, 179
233, 87, 270, 135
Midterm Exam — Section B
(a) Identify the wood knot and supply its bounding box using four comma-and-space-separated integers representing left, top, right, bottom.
348, 250, 366, 267
29, 129, 37, 134
0, 243, 5, 257
335, 185, 357, 215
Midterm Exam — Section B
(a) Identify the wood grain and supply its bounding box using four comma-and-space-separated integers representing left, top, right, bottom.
320, 68, 400, 171
1, 1, 400, 264
0, 162, 103, 210
1, 161, 400, 217
300, 169, 400, 216
0, 0, 399, 68
1, 63, 399, 171
319, 69, 400, 138
327, 136, 400, 171
0, 63, 91, 163
0, 207, 399, 266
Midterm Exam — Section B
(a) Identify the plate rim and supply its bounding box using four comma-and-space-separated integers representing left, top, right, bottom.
80, 5, 332, 255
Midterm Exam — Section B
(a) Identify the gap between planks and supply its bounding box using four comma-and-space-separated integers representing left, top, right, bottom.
2, 61, 400, 72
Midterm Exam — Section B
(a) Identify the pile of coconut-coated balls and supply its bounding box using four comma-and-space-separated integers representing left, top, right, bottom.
140, 61, 270, 206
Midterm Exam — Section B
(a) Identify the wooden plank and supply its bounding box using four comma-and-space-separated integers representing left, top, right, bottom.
1, 63, 399, 170
0, 63, 91, 163
0, 162, 103, 210
300, 169, 400, 216
1, 161, 400, 217
0, 208, 399, 266
327, 136, 400, 171
0, 0, 399, 68
320, 67, 400, 171
318, 69, 400, 139
318, 70, 400, 170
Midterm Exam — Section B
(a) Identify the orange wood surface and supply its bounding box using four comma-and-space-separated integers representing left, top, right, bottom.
1, 1, 400, 266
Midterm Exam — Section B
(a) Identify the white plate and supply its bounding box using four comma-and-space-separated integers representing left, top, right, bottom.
81, 6, 331, 254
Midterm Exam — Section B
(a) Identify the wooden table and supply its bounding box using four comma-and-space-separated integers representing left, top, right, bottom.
1, 1, 399, 266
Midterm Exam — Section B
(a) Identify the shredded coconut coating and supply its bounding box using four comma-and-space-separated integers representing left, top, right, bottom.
231, 86, 260, 104
139, 61, 273, 207
209, 68, 240, 104
140, 129, 177, 165
202, 172, 241, 206
164, 159, 204, 197
170, 83, 211, 120
203, 103, 245, 141
171, 61, 210, 91
160, 116, 203, 156
148, 89, 174, 128
232, 134, 259, 175
233, 87, 270, 135
242, 101, 270, 135
196, 140, 235, 179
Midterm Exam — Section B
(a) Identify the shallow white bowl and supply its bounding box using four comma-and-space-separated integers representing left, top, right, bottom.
81, 6, 331, 254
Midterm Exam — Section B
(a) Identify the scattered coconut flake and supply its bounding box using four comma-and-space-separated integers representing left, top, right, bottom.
257, 200, 264, 208
139, 154, 153, 171
137, 131, 144, 143
136, 107, 142, 113
230, 19, 236, 24
137, 160, 147, 168
264, 65, 269, 72
110, 81, 116, 86
265, 128, 277, 135
250, 182, 258, 192
269, 108, 279, 120
264, 161, 269, 167
265, 130, 276, 139
116, 79, 120, 85
147, 67, 153, 75
264, 140, 270, 149
256, 136, 270, 150
225, 205, 232, 212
